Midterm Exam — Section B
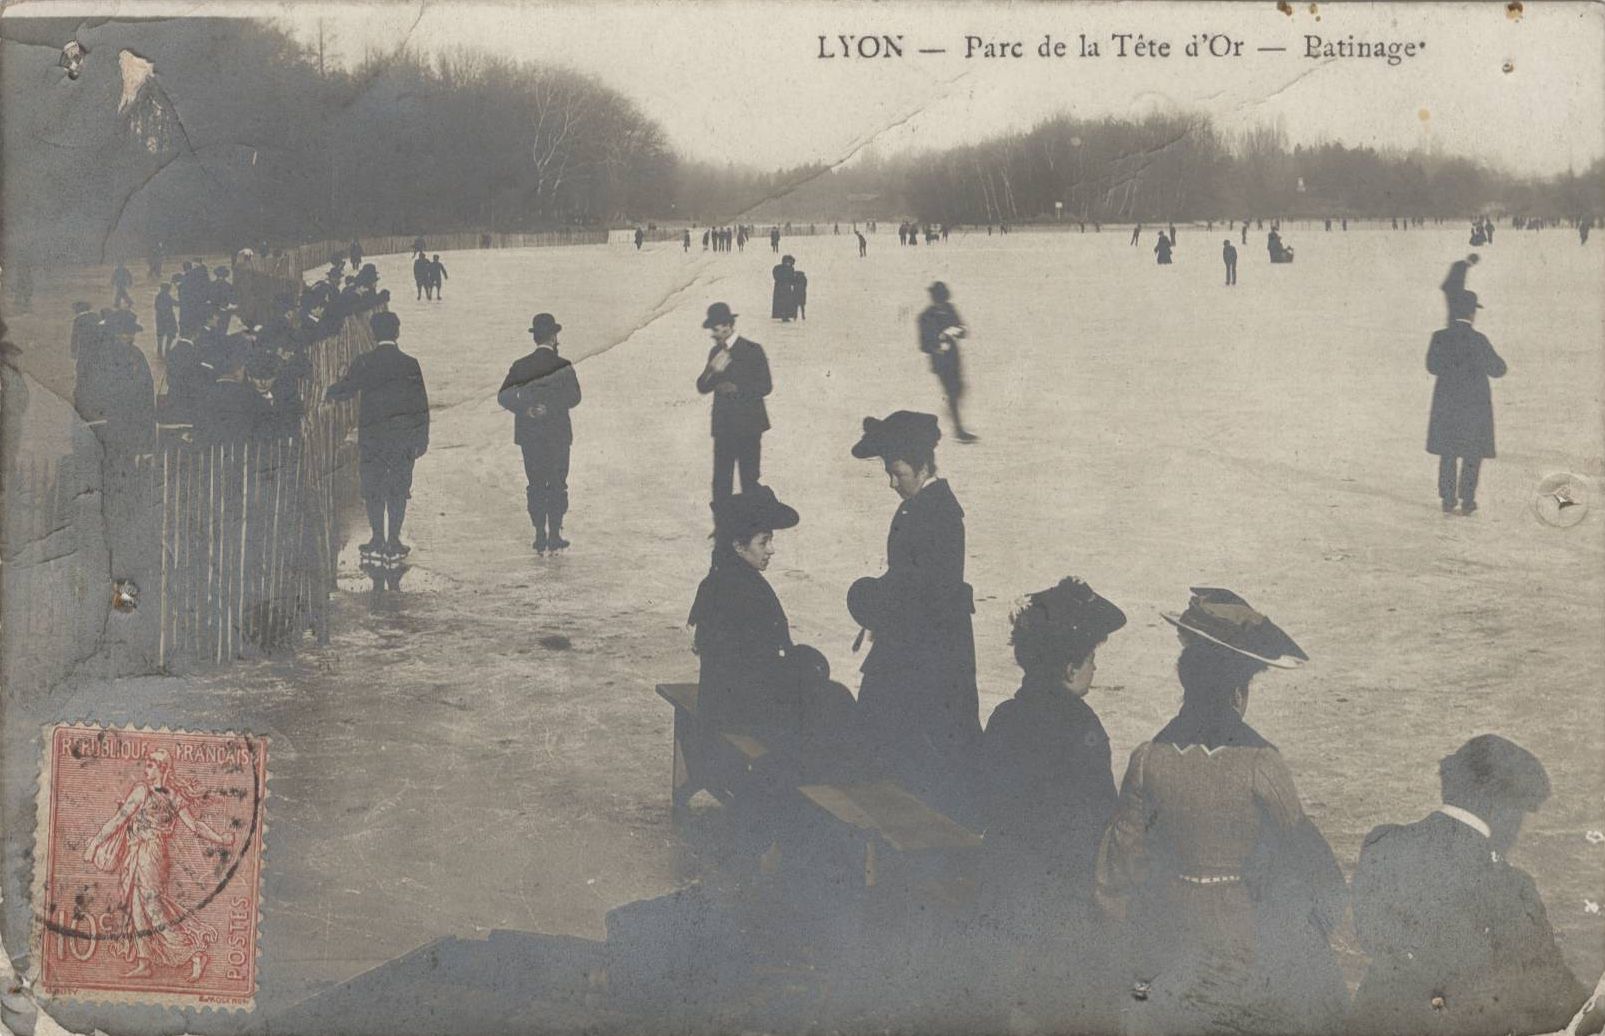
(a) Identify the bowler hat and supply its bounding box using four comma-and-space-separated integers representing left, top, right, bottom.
851, 410, 941, 460
713, 485, 800, 539
1439, 734, 1550, 812
529, 313, 562, 339
702, 302, 737, 329
927, 281, 951, 302
1161, 587, 1308, 669
104, 310, 143, 334
1010, 577, 1128, 665
1450, 290, 1484, 319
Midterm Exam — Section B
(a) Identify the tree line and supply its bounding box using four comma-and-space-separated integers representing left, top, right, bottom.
1, 17, 1598, 266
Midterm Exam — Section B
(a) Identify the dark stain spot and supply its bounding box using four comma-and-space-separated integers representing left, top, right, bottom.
1502, 61, 1515, 73
1506, 0, 1522, 18
539, 634, 572, 651
1277, 0, 1293, 14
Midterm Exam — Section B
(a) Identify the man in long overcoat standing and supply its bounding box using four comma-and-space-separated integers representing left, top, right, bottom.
498, 313, 581, 554
1427, 290, 1505, 515
695, 302, 771, 505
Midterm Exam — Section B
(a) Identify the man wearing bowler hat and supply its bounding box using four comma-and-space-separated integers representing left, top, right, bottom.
1350, 735, 1587, 1034
696, 302, 772, 505
1426, 289, 1505, 516
325, 311, 430, 557
499, 313, 582, 554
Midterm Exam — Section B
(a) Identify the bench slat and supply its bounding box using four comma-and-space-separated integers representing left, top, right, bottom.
799, 780, 982, 852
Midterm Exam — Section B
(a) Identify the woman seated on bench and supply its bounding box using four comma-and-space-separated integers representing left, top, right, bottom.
687, 485, 854, 756
976, 577, 1127, 1025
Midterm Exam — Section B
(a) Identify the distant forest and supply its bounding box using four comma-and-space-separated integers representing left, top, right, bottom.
1, 18, 1599, 263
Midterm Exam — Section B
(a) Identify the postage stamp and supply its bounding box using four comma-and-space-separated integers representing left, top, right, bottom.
30, 724, 269, 1009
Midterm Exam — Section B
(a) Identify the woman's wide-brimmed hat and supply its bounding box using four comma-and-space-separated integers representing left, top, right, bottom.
851, 410, 941, 460
702, 302, 737, 329
1161, 587, 1308, 669
1011, 577, 1127, 658
529, 312, 562, 339
713, 485, 799, 538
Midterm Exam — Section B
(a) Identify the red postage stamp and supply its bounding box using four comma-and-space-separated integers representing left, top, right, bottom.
31, 723, 269, 1009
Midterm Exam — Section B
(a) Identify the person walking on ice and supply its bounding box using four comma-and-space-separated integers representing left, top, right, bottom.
1426, 290, 1505, 516
696, 302, 771, 505
1222, 239, 1237, 286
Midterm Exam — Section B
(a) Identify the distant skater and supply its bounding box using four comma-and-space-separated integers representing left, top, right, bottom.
917, 281, 978, 443
427, 255, 447, 300
792, 269, 807, 321
112, 263, 134, 308
856, 230, 867, 258
634, 227, 645, 251
1130, 224, 1141, 246
770, 227, 781, 253
1242, 221, 1249, 245
1222, 240, 1237, 286
1427, 290, 1505, 516
683, 229, 691, 252
1154, 233, 1173, 265
771, 256, 798, 321
413, 253, 431, 300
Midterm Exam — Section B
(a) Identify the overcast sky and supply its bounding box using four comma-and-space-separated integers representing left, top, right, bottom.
10, 0, 1604, 175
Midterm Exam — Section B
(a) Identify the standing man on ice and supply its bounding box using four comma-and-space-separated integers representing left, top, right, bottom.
325, 311, 430, 557
499, 313, 582, 554
1426, 290, 1505, 516
696, 302, 771, 505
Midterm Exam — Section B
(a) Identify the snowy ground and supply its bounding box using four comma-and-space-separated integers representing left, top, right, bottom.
6, 224, 1604, 1021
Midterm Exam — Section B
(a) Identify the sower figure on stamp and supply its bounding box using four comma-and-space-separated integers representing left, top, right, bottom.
498, 312, 581, 554
695, 302, 771, 505
847, 411, 982, 821
326, 311, 430, 557
1350, 735, 1589, 1035
917, 281, 978, 443
1427, 290, 1505, 515
81, 749, 233, 981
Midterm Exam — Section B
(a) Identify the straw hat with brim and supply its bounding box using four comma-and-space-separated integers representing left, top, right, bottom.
851, 411, 941, 460
1161, 587, 1308, 669
713, 485, 799, 538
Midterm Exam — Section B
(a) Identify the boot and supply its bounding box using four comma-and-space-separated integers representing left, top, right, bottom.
386, 500, 410, 556
527, 486, 547, 553
360, 499, 385, 553
547, 488, 570, 551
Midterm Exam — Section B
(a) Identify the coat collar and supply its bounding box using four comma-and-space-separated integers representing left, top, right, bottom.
1436, 804, 1491, 838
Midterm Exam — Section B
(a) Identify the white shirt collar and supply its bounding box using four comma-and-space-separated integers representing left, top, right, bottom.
1437, 804, 1491, 838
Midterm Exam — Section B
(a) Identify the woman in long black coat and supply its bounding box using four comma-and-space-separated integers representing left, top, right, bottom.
847, 411, 980, 819
770, 255, 797, 321
1427, 291, 1506, 514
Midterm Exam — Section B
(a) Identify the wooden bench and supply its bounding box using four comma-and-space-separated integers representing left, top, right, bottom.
656, 683, 983, 899
657, 682, 774, 822
798, 780, 982, 889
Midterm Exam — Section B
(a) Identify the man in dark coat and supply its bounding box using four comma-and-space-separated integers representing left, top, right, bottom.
325, 311, 430, 555
192, 336, 275, 447
847, 411, 981, 820
210, 267, 238, 333
413, 254, 432, 300
427, 255, 447, 300
111, 263, 134, 308
154, 283, 178, 355
1222, 239, 1238, 286
498, 312, 582, 554
1351, 735, 1588, 1035
695, 303, 771, 504
917, 281, 978, 443
1427, 291, 1505, 515
69, 301, 98, 360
